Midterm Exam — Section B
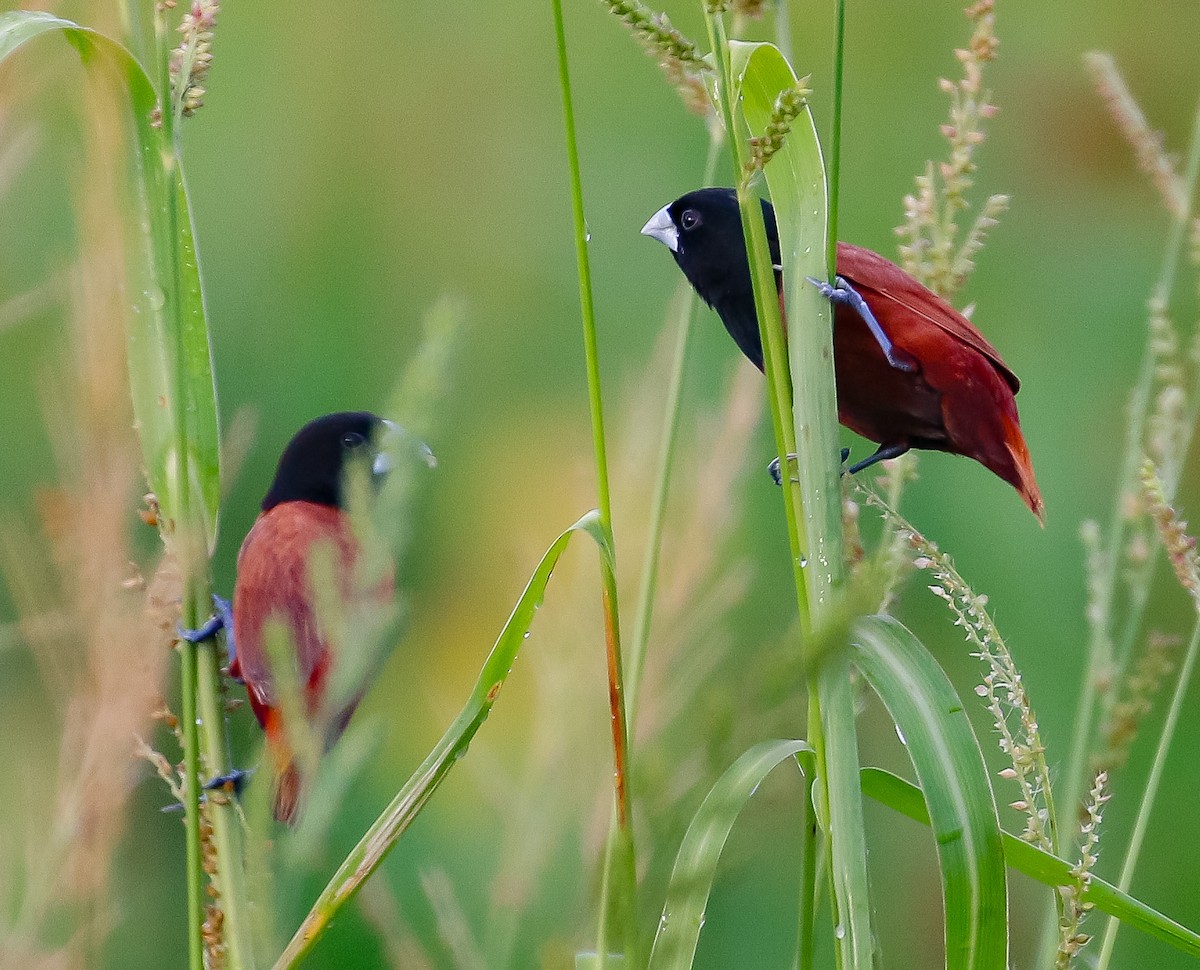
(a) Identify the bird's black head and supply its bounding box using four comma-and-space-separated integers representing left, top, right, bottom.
261, 411, 392, 513
640, 187, 779, 299
641, 187, 780, 370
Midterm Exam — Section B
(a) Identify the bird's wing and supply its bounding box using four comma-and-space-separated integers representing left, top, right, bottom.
835, 242, 1020, 394
232, 503, 357, 716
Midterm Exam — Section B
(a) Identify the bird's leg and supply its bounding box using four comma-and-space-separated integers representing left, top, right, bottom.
160, 768, 253, 813
177, 597, 249, 801
203, 769, 251, 805
178, 593, 237, 671
806, 275, 918, 373
846, 442, 910, 475
768, 448, 852, 485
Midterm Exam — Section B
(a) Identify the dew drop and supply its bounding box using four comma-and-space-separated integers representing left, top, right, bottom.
834, 924, 846, 940
895, 724, 907, 746
523, 631, 530, 640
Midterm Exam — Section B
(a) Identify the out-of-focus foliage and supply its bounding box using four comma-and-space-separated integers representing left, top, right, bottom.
2, 0, 1200, 968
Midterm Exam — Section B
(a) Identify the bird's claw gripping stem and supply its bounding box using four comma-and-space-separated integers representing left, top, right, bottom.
160, 768, 252, 813
768, 448, 852, 485
846, 442, 910, 475
177, 593, 237, 669
204, 769, 250, 795
806, 275, 918, 373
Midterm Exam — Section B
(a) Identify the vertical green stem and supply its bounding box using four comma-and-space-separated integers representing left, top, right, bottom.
796, 772, 819, 970
117, 0, 149, 71
704, 8, 871, 968
826, 0, 845, 279
705, 14, 810, 614
774, 0, 793, 63
553, 8, 613, 529
151, 11, 204, 968
178, 604, 205, 970
147, 7, 253, 966
550, 0, 637, 963
1095, 616, 1200, 969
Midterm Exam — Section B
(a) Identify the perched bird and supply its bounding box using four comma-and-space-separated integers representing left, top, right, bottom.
641, 187, 1044, 522
229, 411, 400, 823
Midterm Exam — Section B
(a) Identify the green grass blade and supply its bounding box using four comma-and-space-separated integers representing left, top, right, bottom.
169, 169, 221, 543
728, 40, 838, 611
0, 10, 83, 54
647, 739, 814, 970
852, 615, 1008, 970
724, 40, 874, 970
1, 14, 230, 969
0, 10, 221, 545
861, 769, 1200, 959
273, 511, 611, 969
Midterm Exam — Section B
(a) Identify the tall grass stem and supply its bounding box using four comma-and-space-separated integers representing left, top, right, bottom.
150, 6, 204, 966
1057, 91, 1200, 875
703, 9, 870, 967
1095, 618, 1200, 967
796, 772, 819, 970
826, 0, 845, 279
141, 6, 255, 964
178, 606, 205, 970
549, 0, 638, 961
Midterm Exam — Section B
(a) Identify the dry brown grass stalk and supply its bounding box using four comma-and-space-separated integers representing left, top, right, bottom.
1086, 52, 1188, 221
0, 76, 175, 969
358, 879, 436, 970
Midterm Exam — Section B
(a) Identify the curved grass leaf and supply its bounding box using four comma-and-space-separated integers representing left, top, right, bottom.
0, 10, 221, 546
862, 768, 1200, 958
647, 739, 814, 970
852, 615, 1008, 970
273, 510, 612, 970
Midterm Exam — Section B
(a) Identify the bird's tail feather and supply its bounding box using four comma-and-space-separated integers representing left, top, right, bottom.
265, 710, 304, 825
273, 759, 303, 825
1001, 412, 1045, 526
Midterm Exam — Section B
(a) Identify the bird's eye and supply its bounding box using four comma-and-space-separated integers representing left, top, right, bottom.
341, 431, 366, 448
680, 209, 702, 231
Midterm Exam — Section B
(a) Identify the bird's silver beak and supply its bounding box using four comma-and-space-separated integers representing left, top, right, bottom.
640, 205, 679, 253
373, 420, 437, 476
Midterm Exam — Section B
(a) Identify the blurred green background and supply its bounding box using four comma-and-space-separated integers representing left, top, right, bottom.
2, 0, 1200, 967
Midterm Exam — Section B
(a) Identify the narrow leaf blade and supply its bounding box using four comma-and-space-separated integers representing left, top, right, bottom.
647, 739, 813, 970
274, 511, 605, 970
862, 768, 1200, 959
852, 615, 1009, 970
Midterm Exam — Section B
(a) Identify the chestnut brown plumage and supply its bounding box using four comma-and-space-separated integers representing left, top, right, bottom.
642, 187, 1044, 523
229, 412, 395, 823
